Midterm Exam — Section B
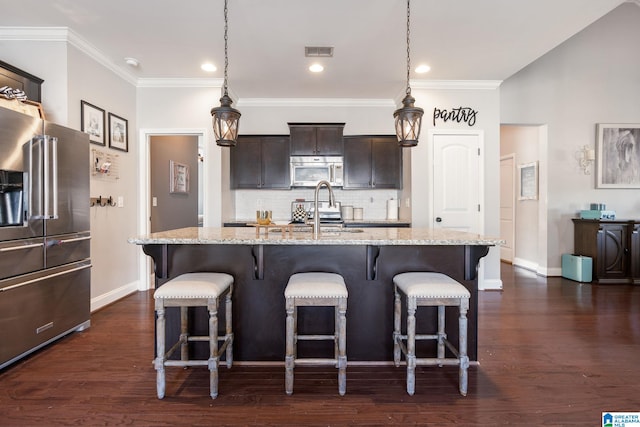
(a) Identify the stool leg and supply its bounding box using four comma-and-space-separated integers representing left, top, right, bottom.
459, 299, 470, 396
437, 305, 446, 362
154, 304, 166, 399
337, 298, 347, 396
393, 286, 401, 367
285, 299, 295, 395
406, 298, 417, 396
225, 290, 233, 369
334, 304, 339, 367
180, 306, 189, 361
208, 299, 219, 399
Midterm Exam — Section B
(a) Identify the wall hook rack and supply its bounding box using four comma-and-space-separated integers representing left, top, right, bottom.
90, 195, 116, 207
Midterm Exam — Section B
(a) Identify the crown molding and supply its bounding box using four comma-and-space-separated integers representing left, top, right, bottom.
237, 98, 396, 108
137, 78, 223, 88
627, 0, 640, 7
411, 79, 503, 90
0, 26, 138, 86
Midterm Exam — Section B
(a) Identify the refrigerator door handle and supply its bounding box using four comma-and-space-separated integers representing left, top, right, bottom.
0, 242, 45, 252
43, 135, 58, 219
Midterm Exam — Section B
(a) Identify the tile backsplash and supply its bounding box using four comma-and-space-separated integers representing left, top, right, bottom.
234, 188, 400, 222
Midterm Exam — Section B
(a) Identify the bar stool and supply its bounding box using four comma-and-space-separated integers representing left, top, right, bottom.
153, 272, 234, 399
284, 272, 348, 396
393, 272, 470, 396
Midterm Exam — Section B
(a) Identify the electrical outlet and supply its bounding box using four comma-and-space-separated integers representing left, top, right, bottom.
152, 197, 158, 207
405, 198, 411, 208
117, 196, 124, 208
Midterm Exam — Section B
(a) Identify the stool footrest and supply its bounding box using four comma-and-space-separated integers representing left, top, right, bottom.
164, 360, 210, 367
294, 358, 342, 366
296, 334, 336, 341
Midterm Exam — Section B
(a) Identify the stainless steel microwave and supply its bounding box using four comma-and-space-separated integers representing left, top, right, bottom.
290, 156, 343, 187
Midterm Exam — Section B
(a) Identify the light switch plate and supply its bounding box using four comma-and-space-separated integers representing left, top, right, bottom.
117, 196, 124, 208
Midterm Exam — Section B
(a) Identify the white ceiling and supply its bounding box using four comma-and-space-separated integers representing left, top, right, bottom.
0, 0, 630, 99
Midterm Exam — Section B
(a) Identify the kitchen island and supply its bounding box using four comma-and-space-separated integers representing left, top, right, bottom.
129, 227, 501, 363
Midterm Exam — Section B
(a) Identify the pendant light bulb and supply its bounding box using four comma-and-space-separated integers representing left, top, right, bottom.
212, 0, 241, 147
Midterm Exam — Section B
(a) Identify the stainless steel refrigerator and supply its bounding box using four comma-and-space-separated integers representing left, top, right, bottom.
0, 106, 91, 370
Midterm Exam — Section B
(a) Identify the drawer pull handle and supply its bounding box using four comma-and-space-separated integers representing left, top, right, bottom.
0, 242, 44, 252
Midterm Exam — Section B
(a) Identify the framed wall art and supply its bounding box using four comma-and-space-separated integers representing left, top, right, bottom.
596, 123, 640, 188
518, 161, 538, 200
108, 113, 128, 152
170, 160, 190, 194
81, 100, 105, 146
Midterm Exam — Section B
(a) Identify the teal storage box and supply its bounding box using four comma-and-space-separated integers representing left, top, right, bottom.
561, 254, 592, 282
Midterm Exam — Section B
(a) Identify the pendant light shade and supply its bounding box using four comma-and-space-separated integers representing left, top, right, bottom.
394, 93, 423, 147
212, 94, 241, 146
394, 0, 423, 147
211, 0, 241, 147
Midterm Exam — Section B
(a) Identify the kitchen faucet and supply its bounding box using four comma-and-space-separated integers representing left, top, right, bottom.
312, 179, 335, 239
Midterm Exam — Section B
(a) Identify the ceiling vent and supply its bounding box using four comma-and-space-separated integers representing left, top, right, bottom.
305, 46, 334, 57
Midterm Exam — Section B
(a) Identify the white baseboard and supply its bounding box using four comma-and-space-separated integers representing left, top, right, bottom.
91, 280, 140, 313
512, 257, 562, 277
479, 278, 502, 291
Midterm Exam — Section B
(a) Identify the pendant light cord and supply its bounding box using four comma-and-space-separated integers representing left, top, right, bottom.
405, 0, 411, 96
223, 0, 229, 97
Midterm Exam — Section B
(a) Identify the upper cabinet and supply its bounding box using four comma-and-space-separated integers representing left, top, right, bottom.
0, 60, 43, 102
230, 135, 290, 189
288, 123, 344, 155
343, 136, 402, 189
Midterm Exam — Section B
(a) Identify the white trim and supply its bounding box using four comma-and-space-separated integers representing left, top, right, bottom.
500, 153, 517, 263
0, 26, 138, 86
411, 79, 502, 91
91, 280, 139, 312
137, 78, 223, 88
236, 98, 396, 108
479, 278, 503, 291
513, 257, 538, 272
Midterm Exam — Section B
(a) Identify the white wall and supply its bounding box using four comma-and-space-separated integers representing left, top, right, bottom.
501, 2, 640, 272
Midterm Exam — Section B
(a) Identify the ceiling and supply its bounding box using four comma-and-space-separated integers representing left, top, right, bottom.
0, 0, 630, 99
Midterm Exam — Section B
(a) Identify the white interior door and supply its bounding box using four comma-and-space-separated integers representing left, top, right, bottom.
500, 154, 515, 262
432, 132, 482, 233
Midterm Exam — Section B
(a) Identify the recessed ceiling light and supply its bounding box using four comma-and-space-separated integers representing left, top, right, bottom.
309, 63, 324, 73
201, 63, 217, 72
415, 64, 431, 74
124, 57, 139, 67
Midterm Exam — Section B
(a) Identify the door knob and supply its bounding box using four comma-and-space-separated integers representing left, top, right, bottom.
436, 217, 442, 222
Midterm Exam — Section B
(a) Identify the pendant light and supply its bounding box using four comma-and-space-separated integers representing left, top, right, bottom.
393, 0, 423, 147
211, 0, 241, 147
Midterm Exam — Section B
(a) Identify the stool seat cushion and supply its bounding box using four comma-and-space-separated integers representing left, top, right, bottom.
393, 272, 470, 299
154, 272, 233, 299
285, 272, 348, 298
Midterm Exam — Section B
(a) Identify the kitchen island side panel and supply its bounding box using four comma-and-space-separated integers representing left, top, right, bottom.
145, 243, 479, 362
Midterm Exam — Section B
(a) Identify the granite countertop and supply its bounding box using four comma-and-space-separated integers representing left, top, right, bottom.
129, 226, 503, 246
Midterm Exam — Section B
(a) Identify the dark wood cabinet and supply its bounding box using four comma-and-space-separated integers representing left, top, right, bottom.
343, 136, 402, 189
230, 136, 290, 189
288, 123, 344, 155
573, 219, 640, 284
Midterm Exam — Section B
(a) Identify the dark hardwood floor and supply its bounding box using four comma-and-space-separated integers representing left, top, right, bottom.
1, 263, 639, 426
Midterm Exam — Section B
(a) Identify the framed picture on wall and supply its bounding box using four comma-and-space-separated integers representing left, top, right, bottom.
596, 123, 640, 188
518, 162, 538, 200
170, 160, 189, 194
81, 100, 105, 146
108, 113, 128, 152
